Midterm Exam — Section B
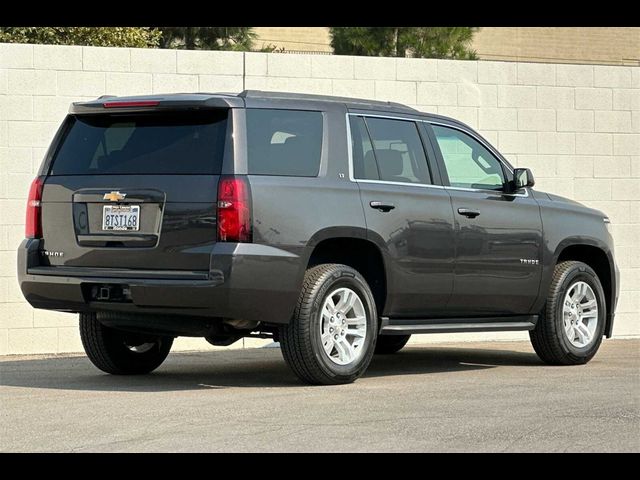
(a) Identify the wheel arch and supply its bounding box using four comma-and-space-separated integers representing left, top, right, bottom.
304, 230, 389, 317
552, 239, 616, 337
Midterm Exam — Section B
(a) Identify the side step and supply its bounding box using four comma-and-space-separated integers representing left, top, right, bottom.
379, 316, 537, 335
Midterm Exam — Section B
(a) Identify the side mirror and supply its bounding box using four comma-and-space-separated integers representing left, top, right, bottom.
509, 168, 535, 192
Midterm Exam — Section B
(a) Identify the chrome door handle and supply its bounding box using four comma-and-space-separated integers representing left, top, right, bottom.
457, 208, 480, 218
370, 201, 395, 212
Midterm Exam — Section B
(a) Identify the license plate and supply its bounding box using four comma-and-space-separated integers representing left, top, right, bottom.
102, 205, 140, 231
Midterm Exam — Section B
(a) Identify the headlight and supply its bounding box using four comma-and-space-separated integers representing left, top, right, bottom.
604, 217, 612, 232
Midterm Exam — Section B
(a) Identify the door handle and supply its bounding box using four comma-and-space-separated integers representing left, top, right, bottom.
457, 208, 480, 218
370, 201, 395, 212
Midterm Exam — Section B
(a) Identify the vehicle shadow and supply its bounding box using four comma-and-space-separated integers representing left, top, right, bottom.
0, 345, 543, 393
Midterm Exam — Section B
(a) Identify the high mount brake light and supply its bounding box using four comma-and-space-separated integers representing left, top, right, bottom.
103, 101, 160, 108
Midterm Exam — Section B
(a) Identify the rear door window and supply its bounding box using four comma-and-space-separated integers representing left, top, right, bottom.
349, 116, 379, 180
50, 111, 228, 175
362, 117, 432, 185
246, 109, 323, 177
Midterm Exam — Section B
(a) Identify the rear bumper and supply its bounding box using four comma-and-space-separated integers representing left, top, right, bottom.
18, 239, 303, 325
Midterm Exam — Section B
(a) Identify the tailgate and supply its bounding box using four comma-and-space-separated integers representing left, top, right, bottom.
38, 109, 229, 272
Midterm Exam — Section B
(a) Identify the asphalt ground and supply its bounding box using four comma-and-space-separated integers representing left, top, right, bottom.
1, 339, 638, 452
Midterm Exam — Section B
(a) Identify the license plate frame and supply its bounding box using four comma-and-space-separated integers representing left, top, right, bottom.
102, 205, 140, 232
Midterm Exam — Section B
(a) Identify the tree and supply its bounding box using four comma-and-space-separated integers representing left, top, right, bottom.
0, 27, 161, 48
159, 27, 255, 50
330, 27, 479, 59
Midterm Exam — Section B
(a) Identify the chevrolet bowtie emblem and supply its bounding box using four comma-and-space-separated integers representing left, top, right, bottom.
103, 191, 127, 202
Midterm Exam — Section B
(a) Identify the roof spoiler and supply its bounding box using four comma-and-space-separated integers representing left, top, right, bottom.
69, 94, 244, 114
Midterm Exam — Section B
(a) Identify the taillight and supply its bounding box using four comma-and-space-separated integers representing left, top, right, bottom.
217, 176, 252, 243
25, 177, 44, 239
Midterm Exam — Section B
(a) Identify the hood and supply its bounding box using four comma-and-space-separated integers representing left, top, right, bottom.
538, 191, 608, 220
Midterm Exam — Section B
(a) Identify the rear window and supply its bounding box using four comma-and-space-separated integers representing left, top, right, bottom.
246, 109, 323, 177
50, 111, 228, 175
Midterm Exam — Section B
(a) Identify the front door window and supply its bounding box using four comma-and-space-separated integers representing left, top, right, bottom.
432, 125, 505, 191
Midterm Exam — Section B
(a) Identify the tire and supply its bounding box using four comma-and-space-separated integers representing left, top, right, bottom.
375, 334, 411, 354
79, 312, 173, 375
530, 261, 606, 365
279, 264, 378, 385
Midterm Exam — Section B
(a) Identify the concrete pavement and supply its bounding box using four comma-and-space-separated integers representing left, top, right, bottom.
1, 339, 638, 452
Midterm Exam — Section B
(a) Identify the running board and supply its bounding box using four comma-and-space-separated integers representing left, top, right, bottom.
379, 316, 537, 335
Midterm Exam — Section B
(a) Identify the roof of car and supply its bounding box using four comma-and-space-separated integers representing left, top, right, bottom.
69, 90, 459, 124
238, 90, 419, 113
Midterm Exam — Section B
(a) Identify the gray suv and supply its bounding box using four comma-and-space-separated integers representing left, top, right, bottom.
18, 90, 620, 385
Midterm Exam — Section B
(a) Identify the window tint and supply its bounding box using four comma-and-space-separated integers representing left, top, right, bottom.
432, 125, 505, 190
349, 116, 378, 180
51, 111, 228, 175
364, 117, 431, 185
246, 109, 322, 177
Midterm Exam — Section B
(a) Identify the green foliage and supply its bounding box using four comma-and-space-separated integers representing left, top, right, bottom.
0, 27, 161, 48
258, 44, 285, 53
330, 27, 479, 59
159, 27, 255, 50
330, 27, 396, 57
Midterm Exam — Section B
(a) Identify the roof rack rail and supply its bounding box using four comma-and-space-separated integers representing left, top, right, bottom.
238, 90, 418, 112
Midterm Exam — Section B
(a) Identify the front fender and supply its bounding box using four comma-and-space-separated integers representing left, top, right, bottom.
532, 235, 618, 337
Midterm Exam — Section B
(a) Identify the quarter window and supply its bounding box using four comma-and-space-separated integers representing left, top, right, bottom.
246, 109, 323, 177
432, 125, 505, 190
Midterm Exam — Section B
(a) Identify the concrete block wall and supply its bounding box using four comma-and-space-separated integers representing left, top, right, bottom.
1, 43, 638, 354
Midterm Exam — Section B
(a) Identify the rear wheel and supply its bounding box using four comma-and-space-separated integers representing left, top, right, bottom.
375, 334, 411, 354
279, 264, 378, 385
79, 312, 173, 375
530, 261, 605, 365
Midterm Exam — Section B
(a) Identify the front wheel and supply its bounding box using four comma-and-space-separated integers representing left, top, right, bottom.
279, 264, 378, 385
79, 313, 173, 375
530, 261, 606, 365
